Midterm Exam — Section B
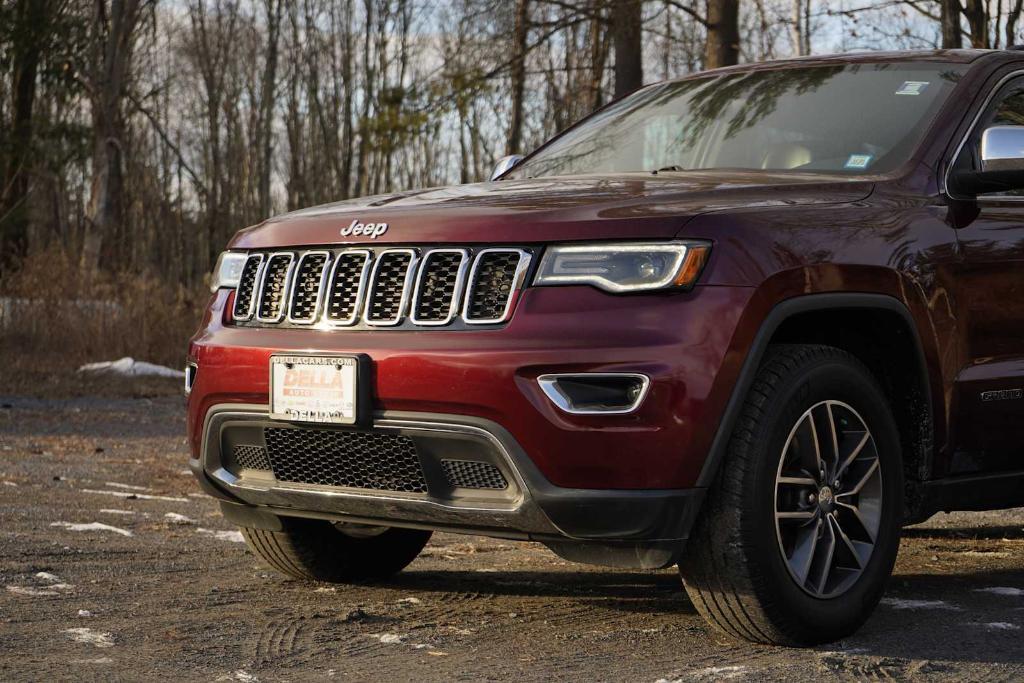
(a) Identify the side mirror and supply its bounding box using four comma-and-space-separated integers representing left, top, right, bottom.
951, 125, 1024, 196
490, 154, 524, 181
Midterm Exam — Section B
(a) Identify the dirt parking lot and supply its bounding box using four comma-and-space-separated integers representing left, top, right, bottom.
1, 392, 1023, 681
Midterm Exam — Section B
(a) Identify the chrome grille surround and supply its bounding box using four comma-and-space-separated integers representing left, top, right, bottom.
286, 250, 331, 324
235, 246, 532, 329
325, 249, 372, 326
364, 248, 418, 326
463, 248, 532, 324
256, 252, 296, 323
233, 253, 265, 321
410, 248, 469, 326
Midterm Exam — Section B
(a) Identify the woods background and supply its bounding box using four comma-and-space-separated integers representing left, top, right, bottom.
0, 0, 1021, 377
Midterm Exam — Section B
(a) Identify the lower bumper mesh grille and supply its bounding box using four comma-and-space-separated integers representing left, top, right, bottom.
441, 459, 508, 490
263, 427, 427, 493
232, 444, 272, 471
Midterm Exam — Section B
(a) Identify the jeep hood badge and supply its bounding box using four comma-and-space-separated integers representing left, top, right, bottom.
341, 219, 388, 239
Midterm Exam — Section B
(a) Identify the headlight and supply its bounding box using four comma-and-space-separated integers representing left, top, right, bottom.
210, 251, 248, 293
533, 241, 711, 293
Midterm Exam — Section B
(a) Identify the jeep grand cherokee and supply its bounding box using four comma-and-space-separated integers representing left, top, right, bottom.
187, 49, 1024, 645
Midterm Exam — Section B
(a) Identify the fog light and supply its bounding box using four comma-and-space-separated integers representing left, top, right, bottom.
537, 373, 650, 415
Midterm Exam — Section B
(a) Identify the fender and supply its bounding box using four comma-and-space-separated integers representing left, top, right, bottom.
695, 292, 934, 489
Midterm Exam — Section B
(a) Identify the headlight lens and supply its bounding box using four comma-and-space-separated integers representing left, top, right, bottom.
210, 251, 248, 293
533, 241, 710, 293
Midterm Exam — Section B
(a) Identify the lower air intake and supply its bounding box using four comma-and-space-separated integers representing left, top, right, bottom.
264, 427, 427, 493
232, 444, 272, 471
441, 459, 509, 490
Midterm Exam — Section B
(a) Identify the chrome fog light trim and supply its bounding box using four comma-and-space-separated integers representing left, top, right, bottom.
537, 373, 650, 415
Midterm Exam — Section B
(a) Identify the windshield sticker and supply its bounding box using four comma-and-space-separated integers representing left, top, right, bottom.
845, 154, 873, 169
895, 81, 930, 96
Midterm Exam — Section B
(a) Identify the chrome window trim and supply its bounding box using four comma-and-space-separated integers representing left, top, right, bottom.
363, 248, 419, 327
286, 250, 332, 325
943, 68, 1024, 202
537, 372, 651, 416
323, 249, 373, 327
410, 248, 471, 326
233, 253, 265, 322
255, 252, 297, 324
462, 248, 532, 325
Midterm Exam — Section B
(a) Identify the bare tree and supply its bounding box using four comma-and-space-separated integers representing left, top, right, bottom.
705, 0, 740, 68
612, 0, 644, 97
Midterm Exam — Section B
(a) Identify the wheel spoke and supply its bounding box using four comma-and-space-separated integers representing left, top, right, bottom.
836, 500, 876, 543
812, 518, 837, 595
836, 431, 871, 479
777, 475, 817, 487
776, 510, 817, 522
836, 458, 880, 498
805, 412, 825, 476
830, 514, 869, 569
790, 518, 822, 586
824, 402, 841, 474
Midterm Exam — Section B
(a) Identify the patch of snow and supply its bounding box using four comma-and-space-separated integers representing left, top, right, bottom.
979, 622, 1020, 630
71, 657, 113, 664
81, 488, 188, 503
64, 627, 114, 648
367, 633, 407, 644
196, 528, 244, 543
216, 671, 259, 682
974, 587, 1024, 598
3, 480, 18, 486
51, 521, 133, 537
880, 598, 962, 611
657, 665, 749, 682
35, 572, 61, 582
99, 509, 135, 516
164, 512, 196, 525
7, 584, 73, 597
104, 482, 152, 492
77, 357, 184, 379
78, 610, 94, 617
397, 597, 422, 605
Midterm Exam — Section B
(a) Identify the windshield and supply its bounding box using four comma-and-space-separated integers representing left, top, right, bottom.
510, 62, 965, 178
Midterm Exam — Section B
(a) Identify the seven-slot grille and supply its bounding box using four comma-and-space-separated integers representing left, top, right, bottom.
233, 247, 530, 329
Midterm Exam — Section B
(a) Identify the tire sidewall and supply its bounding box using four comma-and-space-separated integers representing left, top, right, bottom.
743, 354, 903, 640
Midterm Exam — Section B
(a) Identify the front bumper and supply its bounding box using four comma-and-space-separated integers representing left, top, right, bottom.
192, 404, 704, 566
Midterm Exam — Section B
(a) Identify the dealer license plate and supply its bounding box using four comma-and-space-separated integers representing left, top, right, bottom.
270, 355, 358, 424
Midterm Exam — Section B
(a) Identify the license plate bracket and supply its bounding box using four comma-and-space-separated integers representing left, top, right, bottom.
269, 354, 369, 425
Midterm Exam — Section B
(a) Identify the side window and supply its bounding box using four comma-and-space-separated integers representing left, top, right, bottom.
956, 80, 1024, 195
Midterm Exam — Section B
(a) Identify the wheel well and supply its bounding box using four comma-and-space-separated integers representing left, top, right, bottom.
769, 307, 933, 499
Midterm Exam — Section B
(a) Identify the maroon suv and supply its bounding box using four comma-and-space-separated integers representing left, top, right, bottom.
187, 49, 1024, 645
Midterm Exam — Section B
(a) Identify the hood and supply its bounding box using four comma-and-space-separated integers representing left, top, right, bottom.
228, 173, 874, 249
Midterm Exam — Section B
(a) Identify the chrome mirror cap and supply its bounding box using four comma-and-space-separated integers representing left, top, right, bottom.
490, 154, 524, 181
981, 125, 1024, 172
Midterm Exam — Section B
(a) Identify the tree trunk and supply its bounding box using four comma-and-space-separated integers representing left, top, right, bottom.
941, 0, 964, 48
507, 0, 529, 154
82, 0, 143, 274
1007, 0, 1024, 46
257, 0, 283, 219
705, 0, 740, 69
0, 0, 47, 268
963, 0, 989, 48
612, 0, 643, 98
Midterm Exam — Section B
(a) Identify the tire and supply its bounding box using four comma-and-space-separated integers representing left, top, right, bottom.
679, 344, 903, 646
241, 517, 432, 582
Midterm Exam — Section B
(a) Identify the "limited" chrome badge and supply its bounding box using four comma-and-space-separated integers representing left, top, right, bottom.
980, 388, 1023, 402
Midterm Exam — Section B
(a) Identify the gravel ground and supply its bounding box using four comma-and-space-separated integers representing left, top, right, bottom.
1, 393, 1023, 681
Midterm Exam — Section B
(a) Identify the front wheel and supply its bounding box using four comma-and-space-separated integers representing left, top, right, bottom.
679, 344, 903, 646
241, 517, 432, 583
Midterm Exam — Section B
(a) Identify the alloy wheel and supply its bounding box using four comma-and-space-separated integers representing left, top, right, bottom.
774, 400, 883, 598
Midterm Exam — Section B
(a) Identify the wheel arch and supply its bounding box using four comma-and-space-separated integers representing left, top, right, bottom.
696, 293, 937, 520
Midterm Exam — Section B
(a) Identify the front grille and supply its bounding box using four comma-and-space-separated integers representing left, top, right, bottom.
236, 246, 531, 329
288, 252, 330, 323
441, 460, 508, 490
232, 444, 271, 471
365, 250, 415, 324
264, 427, 427, 493
233, 254, 264, 320
465, 250, 527, 323
412, 250, 467, 324
257, 253, 294, 322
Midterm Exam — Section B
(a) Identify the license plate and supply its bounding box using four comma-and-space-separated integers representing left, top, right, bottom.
270, 355, 358, 424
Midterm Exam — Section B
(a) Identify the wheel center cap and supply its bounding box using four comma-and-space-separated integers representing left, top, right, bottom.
818, 486, 835, 512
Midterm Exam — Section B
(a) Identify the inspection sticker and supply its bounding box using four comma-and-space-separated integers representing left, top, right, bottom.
844, 154, 874, 169
896, 81, 929, 96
